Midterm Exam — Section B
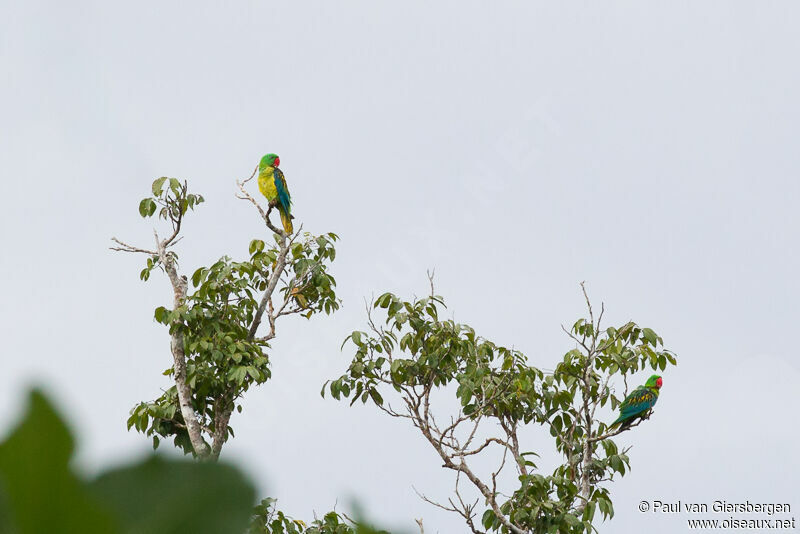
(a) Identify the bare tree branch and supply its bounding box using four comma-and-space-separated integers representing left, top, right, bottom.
403, 388, 526, 534
109, 237, 156, 255
453, 437, 508, 458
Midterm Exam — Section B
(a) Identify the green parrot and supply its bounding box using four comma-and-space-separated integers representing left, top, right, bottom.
258, 153, 293, 234
608, 374, 662, 430
290, 286, 309, 308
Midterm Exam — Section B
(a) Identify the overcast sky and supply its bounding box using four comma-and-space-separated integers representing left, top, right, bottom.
2, 2, 799, 532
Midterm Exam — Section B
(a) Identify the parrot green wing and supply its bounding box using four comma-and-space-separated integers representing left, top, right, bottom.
610, 385, 659, 428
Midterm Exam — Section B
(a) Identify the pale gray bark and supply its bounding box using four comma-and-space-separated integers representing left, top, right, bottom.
210, 393, 233, 460
113, 204, 212, 459
248, 233, 289, 340
159, 240, 211, 459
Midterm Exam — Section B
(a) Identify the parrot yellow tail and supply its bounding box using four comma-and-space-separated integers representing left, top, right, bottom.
279, 207, 294, 234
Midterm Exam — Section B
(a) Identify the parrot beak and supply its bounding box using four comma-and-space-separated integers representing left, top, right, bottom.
274, 157, 280, 167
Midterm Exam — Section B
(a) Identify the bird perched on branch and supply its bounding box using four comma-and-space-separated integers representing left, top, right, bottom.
290, 286, 308, 308
258, 153, 293, 234
608, 374, 662, 430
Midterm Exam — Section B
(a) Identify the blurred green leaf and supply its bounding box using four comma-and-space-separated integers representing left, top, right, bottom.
0, 390, 258, 534
90, 456, 255, 534
0, 390, 117, 534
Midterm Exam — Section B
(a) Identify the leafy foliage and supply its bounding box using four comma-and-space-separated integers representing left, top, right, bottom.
138, 176, 205, 220
137, 177, 204, 282
247, 498, 395, 534
326, 289, 677, 533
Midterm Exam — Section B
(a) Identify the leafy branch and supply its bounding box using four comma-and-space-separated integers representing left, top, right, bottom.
113, 173, 339, 460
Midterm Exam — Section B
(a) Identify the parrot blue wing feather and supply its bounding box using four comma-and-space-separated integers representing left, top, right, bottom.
273, 168, 292, 213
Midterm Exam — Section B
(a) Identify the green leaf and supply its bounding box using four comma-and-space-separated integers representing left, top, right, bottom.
152, 177, 168, 196
154, 306, 168, 323
168, 178, 182, 194
368, 389, 383, 406
642, 328, 658, 345
249, 239, 265, 255
351, 331, 363, 347
0, 390, 117, 533
482, 509, 495, 529
191, 267, 206, 287
227, 366, 248, 385
374, 293, 393, 309
138, 198, 157, 218
90, 456, 255, 534
583, 501, 596, 522
245, 366, 261, 381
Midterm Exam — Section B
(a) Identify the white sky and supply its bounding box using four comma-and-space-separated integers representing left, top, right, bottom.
1, 2, 799, 532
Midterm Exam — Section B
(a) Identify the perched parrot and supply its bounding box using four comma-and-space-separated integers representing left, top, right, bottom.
608, 374, 662, 430
290, 286, 308, 308
258, 153, 293, 234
